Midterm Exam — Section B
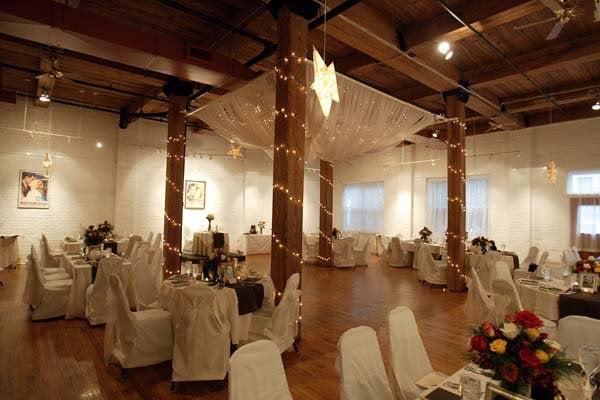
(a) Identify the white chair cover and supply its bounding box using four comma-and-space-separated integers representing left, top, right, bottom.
130, 245, 159, 309
333, 237, 355, 268
146, 232, 153, 244
491, 280, 522, 318
85, 257, 129, 325
228, 340, 293, 400
385, 237, 412, 267
336, 326, 393, 400
104, 275, 173, 369
465, 269, 502, 325
557, 316, 600, 360
491, 261, 513, 286
412, 239, 422, 270
128, 241, 142, 263
29, 245, 72, 320
520, 246, 539, 269
170, 284, 238, 381
182, 227, 194, 253
124, 235, 142, 258
41, 233, 61, 269
420, 246, 447, 286
353, 234, 370, 266
148, 233, 162, 264
302, 234, 318, 263
538, 251, 549, 268
388, 306, 445, 399
149, 248, 163, 292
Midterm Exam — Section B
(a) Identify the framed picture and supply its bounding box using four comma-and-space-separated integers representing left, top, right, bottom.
579, 273, 598, 293
184, 180, 206, 209
485, 383, 530, 400
18, 170, 49, 209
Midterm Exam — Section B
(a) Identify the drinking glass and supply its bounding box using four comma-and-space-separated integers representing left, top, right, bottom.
501, 244, 506, 251
579, 345, 600, 400
459, 374, 481, 400
542, 266, 551, 282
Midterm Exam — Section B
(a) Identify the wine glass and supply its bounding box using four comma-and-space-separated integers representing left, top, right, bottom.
579, 345, 600, 399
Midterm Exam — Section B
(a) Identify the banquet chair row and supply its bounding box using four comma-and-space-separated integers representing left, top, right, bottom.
383, 237, 412, 268
336, 306, 446, 400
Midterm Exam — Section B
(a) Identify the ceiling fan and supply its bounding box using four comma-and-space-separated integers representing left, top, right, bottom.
513, 0, 577, 40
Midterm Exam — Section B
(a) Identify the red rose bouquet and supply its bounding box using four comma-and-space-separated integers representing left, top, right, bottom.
467, 310, 575, 398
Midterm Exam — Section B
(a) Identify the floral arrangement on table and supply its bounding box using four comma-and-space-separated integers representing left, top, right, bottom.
206, 213, 215, 231
471, 236, 490, 254
573, 256, 600, 274
84, 225, 103, 247
419, 227, 432, 243
257, 220, 266, 234
98, 220, 114, 240
467, 310, 575, 398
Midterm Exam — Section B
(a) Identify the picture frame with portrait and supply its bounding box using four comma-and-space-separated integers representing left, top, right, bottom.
579, 273, 598, 293
18, 170, 50, 209
184, 180, 206, 209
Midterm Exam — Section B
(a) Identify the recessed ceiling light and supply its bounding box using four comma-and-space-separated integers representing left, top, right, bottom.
593, 101, 600, 111
444, 50, 454, 60
96, 142, 103, 148
26, 152, 31, 156
437, 41, 450, 55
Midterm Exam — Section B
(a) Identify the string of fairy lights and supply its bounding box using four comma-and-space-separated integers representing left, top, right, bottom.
163, 132, 186, 276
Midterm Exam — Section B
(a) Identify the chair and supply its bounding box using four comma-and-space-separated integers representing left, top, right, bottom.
466, 269, 503, 325
384, 238, 412, 268
520, 246, 539, 269
130, 245, 159, 309
557, 316, 600, 360
28, 245, 72, 320
302, 234, 318, 263
146, 232, 153, 244
182, 227, 194, 253
248, 273, 300, 353
41, 233, 62, 269
38, 240, 71, 281
171, 284, 238, 382
104, 275, 173, 370
412, 239, 422, 270
420, 246, 447, 286
353, 234, 370, 267
333, 237, 355, 268
85, 256, 130, 325
228, 340, 292, 400
336, 326, 393, 400
388, 306, 447, 399
123, 235, 142, 259
148, 233, 162, 264
538, 251, 549, 268
491, 261, 513, 286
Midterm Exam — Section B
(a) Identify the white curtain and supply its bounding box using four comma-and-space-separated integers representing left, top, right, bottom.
342, 182, 384, 233
426, 176, 490, 238
572, 197, 600, 250
195, 65, 434, 163
466, 177, 490, 237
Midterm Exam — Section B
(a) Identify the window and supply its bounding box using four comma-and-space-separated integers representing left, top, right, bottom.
426, 176, 490, 238
578, 205, 600, 235
567, 171, 600, 196
342, 182, 384, 233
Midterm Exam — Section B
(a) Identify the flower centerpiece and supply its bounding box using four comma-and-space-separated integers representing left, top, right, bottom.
97, 220, 114, 240
467, 310, 575, 398
419, 226, 432, 243
471, 236, 490, 254
257, 220, 266, 234
573, 257, 600, 274
83, 225, 103, 247
206, 213, 215, 232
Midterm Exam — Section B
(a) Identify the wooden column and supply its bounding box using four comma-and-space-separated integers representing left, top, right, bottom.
445, 92, 467, 292
270, 1, 317, 295
162, 79, 193, 279
319, 160, 333, 266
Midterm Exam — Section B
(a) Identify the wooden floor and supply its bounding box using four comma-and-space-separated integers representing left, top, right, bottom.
0, 255, 470, 400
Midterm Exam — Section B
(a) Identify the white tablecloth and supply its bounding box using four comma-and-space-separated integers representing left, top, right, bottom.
192, 232, 230, 256
0, 235, 20, 269
60, 240, 83, 254
240, 234, 271, 255
515, 278, 569, 321
61, 254, 92, 319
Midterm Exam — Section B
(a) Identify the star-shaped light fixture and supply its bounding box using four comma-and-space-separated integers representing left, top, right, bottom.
310, 46, 339, 118
227, 143, 244, 160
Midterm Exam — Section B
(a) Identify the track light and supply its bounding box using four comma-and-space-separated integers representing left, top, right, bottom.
437, 41, 450, 55
96, 142, 103, 148
444, 50, 454, 60
593, 101, 600, 111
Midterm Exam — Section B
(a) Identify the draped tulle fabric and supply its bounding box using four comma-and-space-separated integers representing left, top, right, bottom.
195, 65, 434, 162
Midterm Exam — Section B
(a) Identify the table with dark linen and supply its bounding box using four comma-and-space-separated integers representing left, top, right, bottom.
226, 281, 264, 315
559, 292, 600, 319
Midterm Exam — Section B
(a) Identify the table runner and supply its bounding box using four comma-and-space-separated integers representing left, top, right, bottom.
559, 292, 600, 319
226, 282, 264, 315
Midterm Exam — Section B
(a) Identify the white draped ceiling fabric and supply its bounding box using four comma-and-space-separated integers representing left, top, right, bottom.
196, 64, 435, 162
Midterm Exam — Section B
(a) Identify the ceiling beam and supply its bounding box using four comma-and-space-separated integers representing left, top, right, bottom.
0, 0, 257, 85
465, 31, 600, 89
334, 50, 378, 74
321, 2, 517, 126
402, 0, 544, 52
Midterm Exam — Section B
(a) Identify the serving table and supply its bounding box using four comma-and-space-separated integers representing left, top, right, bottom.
0, 234, 20, 269
192, 232, 230, 256
239, 234, 271, 255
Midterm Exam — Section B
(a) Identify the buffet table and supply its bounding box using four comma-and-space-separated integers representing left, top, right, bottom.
0, 234, 20, 269
239, 234, 271, 255
192, 232, 230, 256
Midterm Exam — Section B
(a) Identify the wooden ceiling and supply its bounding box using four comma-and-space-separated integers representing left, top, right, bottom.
0, 0, 599, 134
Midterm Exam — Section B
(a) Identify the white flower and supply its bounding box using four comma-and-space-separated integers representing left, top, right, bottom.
588, 256, 596, 262
500, 322, 520, 339
544, 339, 562, 353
